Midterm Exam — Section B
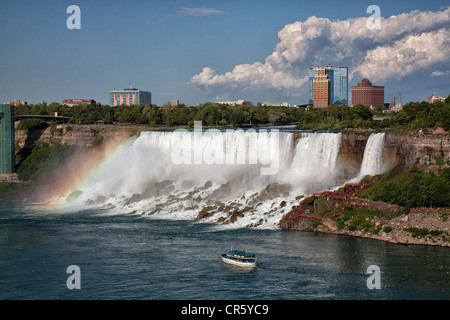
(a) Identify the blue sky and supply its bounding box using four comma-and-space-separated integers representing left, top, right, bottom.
0, 0, 449, 106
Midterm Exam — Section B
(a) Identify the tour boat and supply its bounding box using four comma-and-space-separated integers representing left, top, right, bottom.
221, 248, 257, 267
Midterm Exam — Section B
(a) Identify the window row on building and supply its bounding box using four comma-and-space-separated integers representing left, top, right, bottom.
309, 65, 348, 108
351, 79, 385, 107
109, 88, 152, 107
309, 66, 387, 108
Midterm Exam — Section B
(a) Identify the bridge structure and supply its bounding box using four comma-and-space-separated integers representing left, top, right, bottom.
14, 114, 72, 123
1, 103, 72, 175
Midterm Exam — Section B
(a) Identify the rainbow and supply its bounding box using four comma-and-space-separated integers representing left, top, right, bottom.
45, 135, 136, 211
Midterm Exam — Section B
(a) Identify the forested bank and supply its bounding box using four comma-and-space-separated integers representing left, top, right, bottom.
14, 94, 450, 132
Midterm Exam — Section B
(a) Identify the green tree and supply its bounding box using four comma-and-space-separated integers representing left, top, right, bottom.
267, 109, 287, 125
145, 106, 161, 125
103, 112, 114, 124
118, 109, 133, 123
393, 111, 411, 127
352, 104, 373, 121
445, 94, 450, 104
230, 108, 244, 126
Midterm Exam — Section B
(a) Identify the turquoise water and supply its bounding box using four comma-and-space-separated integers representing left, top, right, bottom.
0, 202, 449, 300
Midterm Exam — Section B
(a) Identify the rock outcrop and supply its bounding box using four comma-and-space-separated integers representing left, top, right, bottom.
340, 132, 371, 177
280, 183, 450, 247
339, 130, 450, 179
15, 123, 150, 151
384, 131, 450, 169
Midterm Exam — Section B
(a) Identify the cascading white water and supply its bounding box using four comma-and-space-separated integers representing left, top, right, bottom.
68, 129, 359, 229
287, 132, 342, 194
358, 132, 386, 178
346, 132, 387, 184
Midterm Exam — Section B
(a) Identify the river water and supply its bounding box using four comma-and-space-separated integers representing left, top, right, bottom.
0, 202, 449, 300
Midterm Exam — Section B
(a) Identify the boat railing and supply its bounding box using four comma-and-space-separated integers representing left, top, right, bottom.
228, 249, 255, 258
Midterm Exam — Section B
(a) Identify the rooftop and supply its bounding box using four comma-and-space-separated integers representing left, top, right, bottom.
110, 88, 138, 92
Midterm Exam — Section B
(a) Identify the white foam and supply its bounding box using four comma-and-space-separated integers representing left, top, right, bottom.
69, 130, 385, 229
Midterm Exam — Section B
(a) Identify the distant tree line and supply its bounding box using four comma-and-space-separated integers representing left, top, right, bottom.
13, 94, 450, 131
294, 96, 450, 132
14, 102, 306, 127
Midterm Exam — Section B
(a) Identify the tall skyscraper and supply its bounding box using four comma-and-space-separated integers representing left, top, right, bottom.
110, 88, 152, 106
308, 65, 348, 107
312, 68, 330, 108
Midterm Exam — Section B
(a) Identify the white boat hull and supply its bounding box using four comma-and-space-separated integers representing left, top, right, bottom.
222, 255, 257, 267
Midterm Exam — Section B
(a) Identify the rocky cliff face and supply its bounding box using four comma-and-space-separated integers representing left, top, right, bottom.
339, 130, 450, 177
15, 124, 150, 151
384, 131, 450, 168
281, 209, 450, 248
340, 132, 371, 177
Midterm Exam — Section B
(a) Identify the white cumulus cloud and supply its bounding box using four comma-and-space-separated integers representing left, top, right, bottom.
190, 7, 450, 96
353, 28, 450, 81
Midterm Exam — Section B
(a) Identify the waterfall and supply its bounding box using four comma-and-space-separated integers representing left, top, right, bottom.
343, 132, 387, 185
359, 132, 386, 178
287, 132, 342, 193
70, 129, 344, 229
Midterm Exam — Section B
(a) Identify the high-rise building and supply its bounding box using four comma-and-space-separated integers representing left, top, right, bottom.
312, 68, 330, 108
0, 104, 15, 174
109, 88, 152, 106
308, 65, 348, 107
351, 78, 384, 107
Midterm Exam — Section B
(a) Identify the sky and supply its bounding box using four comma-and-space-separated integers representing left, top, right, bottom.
0, 0, 449, 106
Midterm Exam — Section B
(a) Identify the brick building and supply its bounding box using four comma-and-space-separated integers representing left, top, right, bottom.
312, 68, 330, 108
352, 79, 384, 107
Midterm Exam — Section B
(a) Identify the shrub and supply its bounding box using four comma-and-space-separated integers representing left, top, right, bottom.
403, 227, 429, 238
16, 143, 77, 181
429, 230, 443, 237
17, 119, 48, 131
